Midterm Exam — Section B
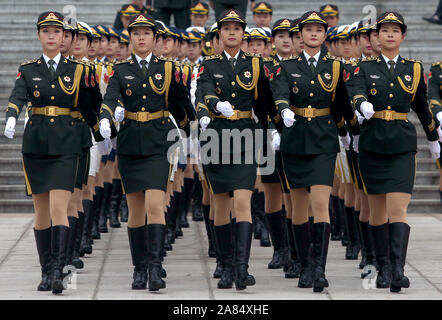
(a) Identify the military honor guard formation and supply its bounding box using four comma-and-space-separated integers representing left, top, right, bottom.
2, 1, 442, 297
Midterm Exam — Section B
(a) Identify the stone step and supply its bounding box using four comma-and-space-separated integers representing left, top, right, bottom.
0, 170, 25, 185
0, 185, 27, 200
415, 171, 440, 185
407, 199, 441, 213
0, 145, 22, 158
0, 199, 34, 214
411, 184, 441, 199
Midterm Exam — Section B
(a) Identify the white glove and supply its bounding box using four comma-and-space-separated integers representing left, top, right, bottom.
97, 138, 112, 155
3, 117, 16, 139
114, 106, 125, 122
352, 134, 360, 153
340, 133, 351, 151
270, 130, 280, 151
429, 140, 441, 159
111, 137, 117, 150
437, 126, 442, 143
216, 101, 234, 118
356, 110, 365, 124
360, 101, 375, 120
436, 112, 442, 123
281, 108, 296, 127
99, 119, 111, 139
199, 116, 211, 131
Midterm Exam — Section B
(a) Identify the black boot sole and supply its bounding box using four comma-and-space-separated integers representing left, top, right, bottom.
148, 281, 166, 291
313, 278, 329, 292
71, 259, 84, 269
260, 240, 271, 247
52, 280, 64, 294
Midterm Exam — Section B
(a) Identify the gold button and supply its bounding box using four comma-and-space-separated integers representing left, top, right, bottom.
143, 84, 146, 88
216, 82, 219, 85
51, 96, 55, 100
328, 121, 331, 124
308, 105, 312, 108
390, 83, 394, 87
310, 92, 314, 97
122, 121, 125, 125
232, 93, 236, 98
168, 119, 171, 122
310, 80, 314, 84
127, 84, 130, 87
50, 118, 54, 123
141, 107, 145, 111
29, 121, 32, 125
231, 105, 235, 109
162, 121, 165, 124
231, 81, 235, 86
372, 83, 375, 86
308, 118, 311, 121
34, 85, 38, 88
389, 94, 393, 98
405, 120, 409, 122
387, 106, 391, 110
143, 96, 146, 100
51, 84, 55, 88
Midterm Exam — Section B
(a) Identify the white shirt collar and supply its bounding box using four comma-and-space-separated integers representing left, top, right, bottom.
382, 54, 399, 68
303, 50, 321, 66
224, 50, 241, 62
42, 52, 61, 69
135, 52, 153, 69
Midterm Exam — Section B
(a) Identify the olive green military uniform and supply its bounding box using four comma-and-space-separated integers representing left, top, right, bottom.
428, 61, 442, 169
100, 54, 191, 193
352, 56, 440, 194
6, 57, 103, 195
270, 50, 360, 189
196, 51, 271, 194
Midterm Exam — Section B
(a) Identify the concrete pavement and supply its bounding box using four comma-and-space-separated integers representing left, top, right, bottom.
0, 213, 442, 300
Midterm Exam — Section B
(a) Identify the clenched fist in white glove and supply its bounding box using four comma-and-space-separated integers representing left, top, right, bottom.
281, 108, 296, 127
429, 140, 441, 159
114, 106, 125, 122
216, 101, 234, 118
3, 117, 16, 139
352, 134, 360, 153
97, 138, 112, 155
360, 101, 375, 120
270, 130, 280, 151
99, 119, 111, 139
437, 126, 442, 143
111, 137, 117, 150
356, 110, 365, 124
340, 133, 351, 151
199, 116, 211, 131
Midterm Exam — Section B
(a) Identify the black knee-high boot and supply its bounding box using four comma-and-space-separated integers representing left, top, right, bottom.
92, 187, 103, 239
128, 225, 147, 290
175, 191, 184, 237
147, 224, 166, 291
109, 179, 122, 228
182, 177, 194, 225
312, 223, 331, 293
235, 221, 255, 290
330, 195, 342, 241
51, 225, 69, 294
202, 205, 215, 257
293, 222, 313, 288
34, 227, 52, 291
72, 212, 84, 269
166, 194, 177, 246
98, 182, 113, 233
389, 222, 410, 293
80, 199, 93, 255
120, 194, 128, 223
255, 191, 270, 247
66, 217, 78, 268
345, 206, 360, 260
360, 221, 377, 278
192, 175, 203, 222
210, 219, 223, 278
339, 198, 350, 246
285, 218, 301, 278
266, 209, 290, 269
215, 223, 234, 289
251, 190, 261, 239
370, 223, 391, 288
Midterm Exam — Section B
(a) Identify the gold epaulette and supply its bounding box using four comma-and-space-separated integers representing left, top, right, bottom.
282, 55, 299, 61
204, 54, 221, 61
361, 56, 379, 62
325, 54, 340, 61
431, 61, 441, 67
67, 57, 91, 67
244, 52, 261, 58
115, 58, 131, 65
20, 59, 38, 66
404, 57, 422, 64
156, 56, 173, 62
263, 57, 274, 63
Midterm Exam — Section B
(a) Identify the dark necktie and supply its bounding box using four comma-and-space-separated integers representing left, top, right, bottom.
48, 59, 56, 78
229, 57, 236, 70
140, 60, 148, 76
388, 60, 395, 77
308, 57, 316, 74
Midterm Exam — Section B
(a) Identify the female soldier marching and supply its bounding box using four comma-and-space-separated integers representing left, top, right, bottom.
352, 12, 440, 292
270, 11, 360, 293
98, 13, 190, 292
3, 11, 105, 294
196, 9, 272, 290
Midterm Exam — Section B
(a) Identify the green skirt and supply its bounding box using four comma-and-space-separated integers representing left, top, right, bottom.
118, 154, 172, 194
22, 153, 78, 195
281, 153, 337, 189
276, 151, 290, 193
359, 150, 416, 195
75, 150, 90, 189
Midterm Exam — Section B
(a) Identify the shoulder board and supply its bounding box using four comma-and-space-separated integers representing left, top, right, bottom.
404, 57, 422, 64
263, 57, 274, 63
156, 56, 173, 62
20, 59, 38, 66
325, 54, 340, 61
244, 52, 261, 58
431, 61, 441, 67
174, 61, 182, 66
282, 55, 299, 61
114, 59, 131, 65
204, 54, 221, 61
361, 56, 379, 62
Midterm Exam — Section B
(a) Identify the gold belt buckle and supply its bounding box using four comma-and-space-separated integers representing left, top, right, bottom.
384, 110, 394, 121
137, 112, 149, 122
303, 108, 315, 118
45, 107, 57, 116
228, 111, 239, 120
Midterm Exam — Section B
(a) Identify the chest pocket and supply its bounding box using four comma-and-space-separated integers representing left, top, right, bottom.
397, 62, 421, 102
121, 75, 141, 98
317, 60, 340, 101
